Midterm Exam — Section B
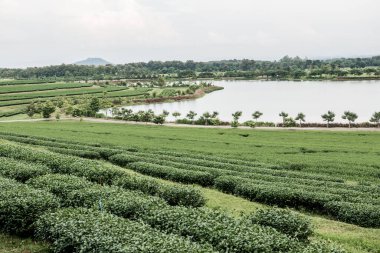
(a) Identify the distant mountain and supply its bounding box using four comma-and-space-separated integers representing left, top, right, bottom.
74, 58, 111, 66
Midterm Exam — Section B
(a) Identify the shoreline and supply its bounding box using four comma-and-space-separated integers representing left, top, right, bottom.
1, 117, 379, 131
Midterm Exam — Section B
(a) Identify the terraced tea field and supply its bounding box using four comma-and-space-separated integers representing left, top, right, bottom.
0, 121, 379, 252
0, 80, 154, 118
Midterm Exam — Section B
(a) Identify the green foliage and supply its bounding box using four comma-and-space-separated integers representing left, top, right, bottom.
247, 208, 313, 240
27, 174, 93, 201
0, 157, 51, 182
0, 177, 59, 236
325, 201, 380, 228
35, 208, 213, 253
41, 101, 56, 118
141, 206, 298, 252
129, 162, 215, 186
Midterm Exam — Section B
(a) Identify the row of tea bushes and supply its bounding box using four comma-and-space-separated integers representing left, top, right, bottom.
0, 177, 59, 236
246, 208, 313, 241
0, 142, 205, 207
129, 161, 215, 186
0, 157, 51, 182
215, 176, 380, 228
27, 174, 167, 219
25, 174, 308, 253
324, 201, 380, 228
36, 208, 214, 253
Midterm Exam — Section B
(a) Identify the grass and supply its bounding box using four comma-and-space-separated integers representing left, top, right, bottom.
0, 82, 93, 94
0, 233, 48, 253
0, 121, 379, 252
0, 121, 377, 183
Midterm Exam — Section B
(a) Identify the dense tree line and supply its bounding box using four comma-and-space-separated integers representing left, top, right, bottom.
1, 56, 380, 80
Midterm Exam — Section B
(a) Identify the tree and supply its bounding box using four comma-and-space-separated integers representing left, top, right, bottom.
295, 113, 306, 127
26, 102, 37, 118
157, 76, 166, 87
252, 111, 263, 123
202, 112, 212, 125
88, 97, 101, 117
211, 111, 219, 119
321, 111, 335, 128
153, 114, 165, 125
342, 111, 358, 128
41, 101, 56, 118
369, 111, 380, 128
162, 110, 170, 117
186, 111, 197, 125
172, 111, 181, 121
279, 111, 289, 126
231, 111, 242, 127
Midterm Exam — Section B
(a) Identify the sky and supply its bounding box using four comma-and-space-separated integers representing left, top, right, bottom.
0, 0, 379, 68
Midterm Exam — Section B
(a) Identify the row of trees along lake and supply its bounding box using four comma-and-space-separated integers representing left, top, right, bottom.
1, 56, 380, 80
103, 107, 380, 128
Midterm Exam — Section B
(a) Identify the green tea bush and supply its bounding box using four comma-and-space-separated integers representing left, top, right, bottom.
141, 206, 298, 253
35, 208, 214, 253
247, 208, 313, 240
0, 177, 59, 236
159, 184, 206, 207
0, 142, 205, 207
27, 174, 93, 201
67, 185, 166, 219
325, 201, 380, 228
46, 146, 102, 159
113, 174, 205, 207
113, 173, 160, 195
0, 157, 51, 182
129, 162, 215, 186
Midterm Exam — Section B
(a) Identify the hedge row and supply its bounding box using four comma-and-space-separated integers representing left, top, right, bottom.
324, 201, 380, 228
109, 153, 377, 200
128, 162, 215, 186
0, 142, 205, 207
246, 208, 313, 241
215, 176, 380, 228
121, 150, 344, 183
140, 206, 299, 253
27, 174, 167, 219
0, 177, 59, 236
0, 157, 51, 182
35, 208, 214, 253
26, 174, 304, 253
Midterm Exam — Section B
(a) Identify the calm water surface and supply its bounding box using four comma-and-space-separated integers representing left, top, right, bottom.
113, 80, 380, 123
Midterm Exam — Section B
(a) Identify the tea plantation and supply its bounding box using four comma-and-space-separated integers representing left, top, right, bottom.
0, 121, 379, 252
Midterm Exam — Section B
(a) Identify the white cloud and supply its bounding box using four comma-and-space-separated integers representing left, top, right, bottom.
0, 0, 379, 67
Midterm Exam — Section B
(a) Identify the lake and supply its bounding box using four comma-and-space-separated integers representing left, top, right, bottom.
112, 80, 380, 123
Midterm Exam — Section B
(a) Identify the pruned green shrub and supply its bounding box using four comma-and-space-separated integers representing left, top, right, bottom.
0, 157, 51, 182
66, 185, 166, 219
113, 174, 161, 195
325, 201, 380, 228
247, 208, 313, 240
158, 184, 206, 207
141, 206, 298, 253
129, 162, 215, 186
27, 174, 93, 202
35, 208, 215, 253
0, 177, 59, 236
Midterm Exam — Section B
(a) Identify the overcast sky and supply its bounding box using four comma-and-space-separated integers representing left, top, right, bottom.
0, 0, 379, 68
